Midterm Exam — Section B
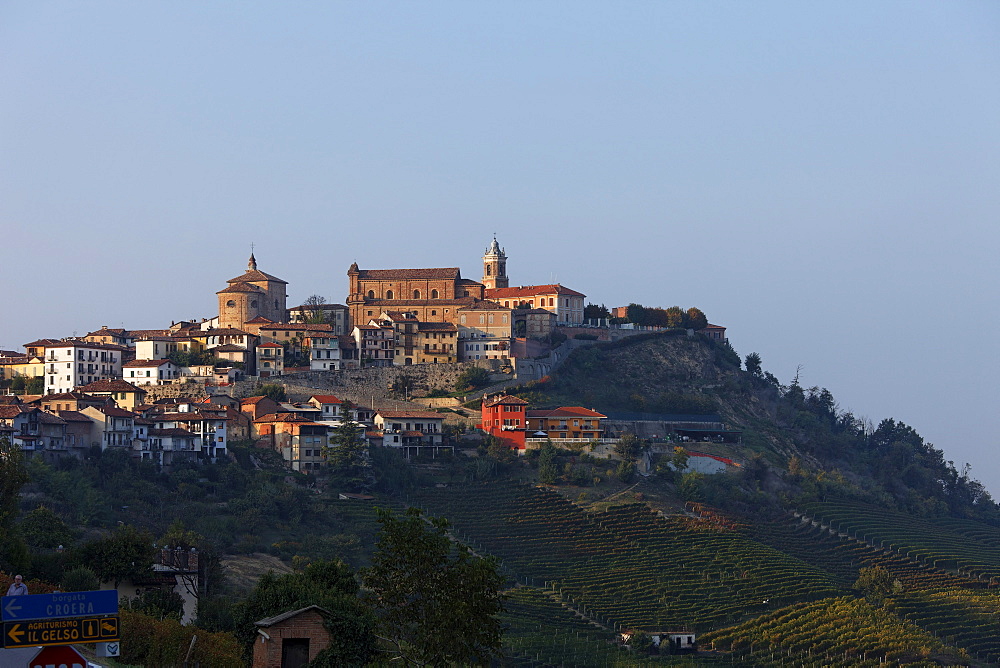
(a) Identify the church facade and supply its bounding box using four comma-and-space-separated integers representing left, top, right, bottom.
217, 254, 288, 329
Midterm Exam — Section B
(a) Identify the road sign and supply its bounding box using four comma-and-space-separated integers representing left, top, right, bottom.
4, 615, 119, 648
2, 590, 118, 621
29, 645, 87, 668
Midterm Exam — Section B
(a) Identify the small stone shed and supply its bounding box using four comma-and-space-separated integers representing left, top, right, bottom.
252, 605, 332, 668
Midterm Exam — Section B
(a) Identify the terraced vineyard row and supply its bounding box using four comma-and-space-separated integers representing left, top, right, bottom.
886, 588, 1000, 663
501, 587, 660, 667
745, 514, 976, 590
411, 484, 841, 631
700, 596, 966, 667
802, 501, 1000, 583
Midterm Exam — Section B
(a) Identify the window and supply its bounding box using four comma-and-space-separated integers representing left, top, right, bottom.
251, 300, 258, 307
479, 315, 485, 325
502, 315, 508, 324
227, 300, 236, 307
431, 310, 437, 316
413, 290, 420, 299
367, 290, 375, 299
385, 290, 394, 299
431, 289, 439, 299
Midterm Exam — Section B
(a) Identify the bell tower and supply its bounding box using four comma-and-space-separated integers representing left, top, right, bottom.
482, 236, 508, 290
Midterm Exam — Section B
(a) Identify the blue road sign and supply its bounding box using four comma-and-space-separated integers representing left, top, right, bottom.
1, 590, 118, 622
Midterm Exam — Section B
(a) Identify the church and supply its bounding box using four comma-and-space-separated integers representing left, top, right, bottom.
216, 253, 288, 329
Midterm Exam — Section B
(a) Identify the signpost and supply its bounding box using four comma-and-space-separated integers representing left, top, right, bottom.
2, 590, 119, 622
4, 615, 119, 648
0, 590, 120, 653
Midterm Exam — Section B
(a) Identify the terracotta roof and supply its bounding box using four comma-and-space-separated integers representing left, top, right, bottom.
255, 605, 332, 628
55, 410, 92, 422
257, 342, 283, 348
254, 412, 313, 423
377, 410, 443, 420
212, 344, 247, 353
260, 324, 334, 332
356, 267, 461, 280
124, 359, 173, 368
42, 340, 128, 351
217, 282, 265, 295
418, 322, 457, 332
244, 316, 275, 324
129, 329, 172, 339
310, 395, 343, 404
227, 268, 288, 285
483, 395, 530, 407
700, 323, 726, 330
23, 338, 62, 348
0, 396, 22, 405
527, 407, 607, 419
0, 350, 22, 358
0, 406, 23, 419
205, 328, 251, 337
86, 328, 127, 337
97, 406, 137, 418
457, 299, 509, 312
486, 284, 586, 299
40, 392, 101, 402
79, 380, 144, 393
37, 412, 66, 425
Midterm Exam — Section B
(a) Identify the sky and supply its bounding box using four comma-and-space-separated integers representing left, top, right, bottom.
2, 2, 998, 493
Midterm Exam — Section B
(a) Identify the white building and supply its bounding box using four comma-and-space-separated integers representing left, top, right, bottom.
309, 334, 342, 371
123, 359, 179, 385
43, 340, 125, 395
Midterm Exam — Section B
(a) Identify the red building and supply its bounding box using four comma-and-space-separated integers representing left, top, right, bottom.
479, 395, 529, 450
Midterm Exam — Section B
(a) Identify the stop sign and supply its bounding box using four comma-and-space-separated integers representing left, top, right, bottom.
29, 645, 86, 668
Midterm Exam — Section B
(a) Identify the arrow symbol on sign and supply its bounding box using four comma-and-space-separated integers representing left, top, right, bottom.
3, 598, 21, 618
7, 623, 23, 644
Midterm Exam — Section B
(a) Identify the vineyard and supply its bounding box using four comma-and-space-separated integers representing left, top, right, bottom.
410, 483, 841, 631
745, 513, 976, 590
699, 596, 965, 667
501, 586, 663, 667
887, 588, 1000, 663
801, 501, 1000, 583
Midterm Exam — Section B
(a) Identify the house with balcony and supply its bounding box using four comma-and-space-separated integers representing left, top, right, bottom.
456, 300, 513, 361
309, 334, 342, 371
479, 395, 530, 450
78, 379, 147, 410
526, 407, 609, 445
123, 359, 180, 385
42, 339, 126, 394
374, 410, 448, 457
352, 324, 395, 367
0, 406, 67, 460
147, 405, 228, 462
255, 343, 284, 377
253, 412, 330, 474
79, 405, 138, 451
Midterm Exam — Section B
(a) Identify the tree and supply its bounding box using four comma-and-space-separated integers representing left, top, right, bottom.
854, 565, 898, 606
303, 294, 329, 323
361, 507, 505, 666
744, 352, 763, 377
538, 441, 558, 485
454, 366, 491, 392
686, 307, 708, 330
664, 306, 685, 329
25, 377, 44, 394
0, 436, 30, 572
614, 433, 644, 462
584, 303, 610, 320
19, 505, 76, 549
232, 560, 375, 665
61, 566, 100, 592
671, 446, 690, 473
73, 524, 155, 588
250, 383, 286, 403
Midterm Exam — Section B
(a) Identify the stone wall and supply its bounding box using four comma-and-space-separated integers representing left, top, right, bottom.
141, 382, 211, 402
233, 361, 512, 406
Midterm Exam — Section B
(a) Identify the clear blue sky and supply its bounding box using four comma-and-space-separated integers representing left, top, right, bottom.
2, 2, 998, 494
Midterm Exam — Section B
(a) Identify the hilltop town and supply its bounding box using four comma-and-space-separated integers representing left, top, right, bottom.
0, 238, 725, 473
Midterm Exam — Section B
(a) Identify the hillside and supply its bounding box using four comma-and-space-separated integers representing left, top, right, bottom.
7, 331, 1000, 666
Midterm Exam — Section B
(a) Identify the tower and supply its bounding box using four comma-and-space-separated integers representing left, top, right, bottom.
217, 253, 288, 329
482, 236, 508, 290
